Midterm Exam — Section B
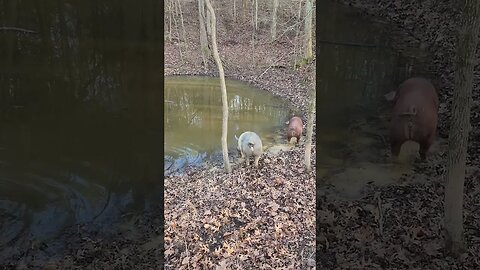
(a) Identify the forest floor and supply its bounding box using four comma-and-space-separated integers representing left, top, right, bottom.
315, 0, 480, 269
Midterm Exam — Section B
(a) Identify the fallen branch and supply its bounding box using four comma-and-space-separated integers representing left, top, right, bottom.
0, 26, 38, 34
255, 52, 289, 79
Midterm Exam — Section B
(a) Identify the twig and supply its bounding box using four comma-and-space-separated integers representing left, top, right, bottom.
0, 26, 38, 34
255, 52, 289, 79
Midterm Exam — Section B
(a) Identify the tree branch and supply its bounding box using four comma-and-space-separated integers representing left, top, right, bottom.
0, 26, 38, 34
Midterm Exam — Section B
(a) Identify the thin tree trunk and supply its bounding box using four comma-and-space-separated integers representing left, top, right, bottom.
270, 0, 279, 41
206, 1, 212, 37
176, 0, 187, 47
205, 0, 231, 173
242, 0, 247, 22
57, 0, 79, 98
168, 0, 173, 41
298, 0, 303, 18
172, 0, 183, 61
233, 0, 236, 22
304, 83, 315, 171
254, 0, 258, 31
303, 0, 313, 61
293, 1, 303, 68
444, 0, 480, 257
198, 0, 209, 70
251, 1, 255, 67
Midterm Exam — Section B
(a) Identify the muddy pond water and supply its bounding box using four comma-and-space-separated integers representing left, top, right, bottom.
0, 0, 163, 257
164, 76, 294, 175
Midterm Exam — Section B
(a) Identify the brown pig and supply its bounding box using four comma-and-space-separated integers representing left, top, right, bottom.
287, 116, 304, 144
385, 77, 439, 161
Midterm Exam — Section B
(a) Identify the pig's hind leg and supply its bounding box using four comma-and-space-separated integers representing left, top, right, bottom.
391, 141, 402, 158
419, 134, 435, 161
390, 140, 405, 164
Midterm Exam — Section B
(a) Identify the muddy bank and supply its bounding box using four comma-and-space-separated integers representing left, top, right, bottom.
317, 0, 480, 269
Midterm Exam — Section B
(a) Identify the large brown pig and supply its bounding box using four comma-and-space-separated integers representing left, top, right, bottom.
287, 116, 303, 144
385, 77, 439, 161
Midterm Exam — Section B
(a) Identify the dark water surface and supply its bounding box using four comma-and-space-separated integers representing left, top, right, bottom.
0, 0, 163, 251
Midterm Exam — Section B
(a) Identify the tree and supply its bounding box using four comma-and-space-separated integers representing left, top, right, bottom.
254, 0, 258, 31
198, 0, 210, 70
204, 0, 232, 173
304, 82, 315, 172
303, 0, 313, 61
233, 0, 237, 22
242, 0, 248, 22
444, 0, 480, 256
270, 0, 279, 41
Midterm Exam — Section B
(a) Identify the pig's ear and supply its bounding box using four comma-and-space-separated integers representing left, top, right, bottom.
384, 91, 396, 101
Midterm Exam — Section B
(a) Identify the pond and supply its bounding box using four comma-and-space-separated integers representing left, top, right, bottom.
164, 76, 293, 175
0, 0, 163, 256
316, 0, 443, 198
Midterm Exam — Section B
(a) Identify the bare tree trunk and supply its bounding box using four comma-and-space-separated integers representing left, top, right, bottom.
298, 0, 303, 18
303, 0, 313, 61
206, 1, 212, 37
445, 0, 480, 257
171, 0, 183, 61
198, 0, 210, 70
233, 0, 236, 22
176, 0, 187, 46
168, 0, 173, 41
254, 0, 258, 31
242, 0, 247, 22
304, 83, 315, 171
270, 0, 279, 41
205, 0, 231, 173
251, 1, 256, 68
293, 1, 302, 68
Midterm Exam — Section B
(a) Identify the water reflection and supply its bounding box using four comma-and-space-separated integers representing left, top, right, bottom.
0, 0, 163, 249
164, 76, 292, 175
